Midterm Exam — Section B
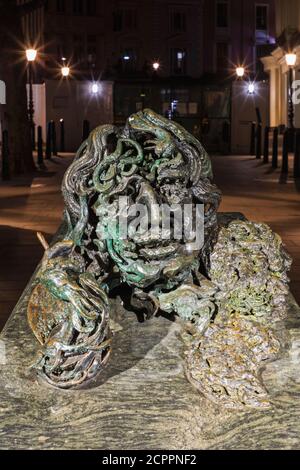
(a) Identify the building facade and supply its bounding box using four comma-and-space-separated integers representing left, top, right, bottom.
18, 0, 275, 152
261, 0, 300, 128
203, 0, 276, 77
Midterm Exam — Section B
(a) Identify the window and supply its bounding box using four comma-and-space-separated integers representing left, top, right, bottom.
171, 48, 187, 75
113, 11, 122, 31
171, 11, 186, 32
56, 0, 65, 13
73, 34, 84, 63
73, 0, 83, 15
121, 48, 137, 72
256, 5, 268, 30
56, 35, 66, 60
113, 9, 137, 31
216, 42, 229, 71
216, 2, 228, 28
87, 0, 96, 16
124, 9, 137, 29
87, 35, 97, 66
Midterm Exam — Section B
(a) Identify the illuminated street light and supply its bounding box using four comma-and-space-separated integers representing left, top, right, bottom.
248, 82, 255, 94
285, 52, 297, 149
152, 62, 160, 71
285, 53, 297, 67
123, 55, 130, 61
26, 48, 37, 62
236, 66, 245, 78
25, 48, 37, 149
91, 83, 99, 94
61, 66, 70, 77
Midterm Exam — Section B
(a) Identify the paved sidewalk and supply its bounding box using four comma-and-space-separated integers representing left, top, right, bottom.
0, 154, 74, 330
0, 152, 299, 331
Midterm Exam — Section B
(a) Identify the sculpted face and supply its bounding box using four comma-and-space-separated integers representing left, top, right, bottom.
63, 109, 221, 290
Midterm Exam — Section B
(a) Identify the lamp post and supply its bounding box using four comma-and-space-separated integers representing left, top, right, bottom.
26, 48, 37, 150
285, 52, 297, 151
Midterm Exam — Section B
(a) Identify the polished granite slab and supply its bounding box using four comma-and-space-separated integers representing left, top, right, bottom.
0, 216, 300, 450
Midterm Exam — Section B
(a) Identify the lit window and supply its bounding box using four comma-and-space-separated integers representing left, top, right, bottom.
171, 48, 187, 75
121, 49, 137, 72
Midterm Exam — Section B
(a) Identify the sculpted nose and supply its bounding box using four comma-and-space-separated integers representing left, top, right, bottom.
136, 182, 160, 225
130, 182, 161, 243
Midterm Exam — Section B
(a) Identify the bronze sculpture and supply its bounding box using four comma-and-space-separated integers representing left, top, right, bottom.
27, 109, 292, 409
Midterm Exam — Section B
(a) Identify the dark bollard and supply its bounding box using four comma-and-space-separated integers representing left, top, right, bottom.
46, 121, 52, 160
250, 121, 256, 156
37, 126, 43, 166
256, 123, 262, 159
272, 127, 278, 168
1, 130, 10, 180
263, 126, 270, 164
281, 129, 289, 174
82, 120, 90, 142
51, 120, 58, 156
288, 127, 295, 153
31, 123, 36, 151
60, 119, 65, 153
294, 129, 300, 178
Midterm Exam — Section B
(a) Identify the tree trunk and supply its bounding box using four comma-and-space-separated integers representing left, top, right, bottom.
0, 1, 36, 174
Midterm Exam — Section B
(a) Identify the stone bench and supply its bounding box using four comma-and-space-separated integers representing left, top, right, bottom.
0, 215, 300, 450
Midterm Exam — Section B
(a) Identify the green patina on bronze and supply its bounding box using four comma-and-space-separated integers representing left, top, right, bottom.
27, 109, 292, 409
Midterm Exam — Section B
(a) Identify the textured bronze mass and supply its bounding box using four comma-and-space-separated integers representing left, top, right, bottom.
27, 109, 291, 409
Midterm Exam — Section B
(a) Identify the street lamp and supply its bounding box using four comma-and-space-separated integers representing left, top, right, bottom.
285, 52, 297, 150
285, 53, 297, 67
61, 57, 70, 78
26, 48, 37, 150
152, 62, 160, 71
91, 83, 99, 94
61, 65, 70, 77
26, 49, 37, 62
236, 66, 245, 79
248, 82, 255, 95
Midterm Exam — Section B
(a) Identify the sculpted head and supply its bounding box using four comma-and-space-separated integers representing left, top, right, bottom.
62, 109, 221, 290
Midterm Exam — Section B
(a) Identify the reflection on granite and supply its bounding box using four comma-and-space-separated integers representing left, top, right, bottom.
0, 216, 300, 450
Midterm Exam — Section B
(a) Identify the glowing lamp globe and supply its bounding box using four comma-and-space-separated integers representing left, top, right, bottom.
236, 66, 245, 78
285, 53, 297, 67
92, 83, 99, 94
26, 49, 37, 62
